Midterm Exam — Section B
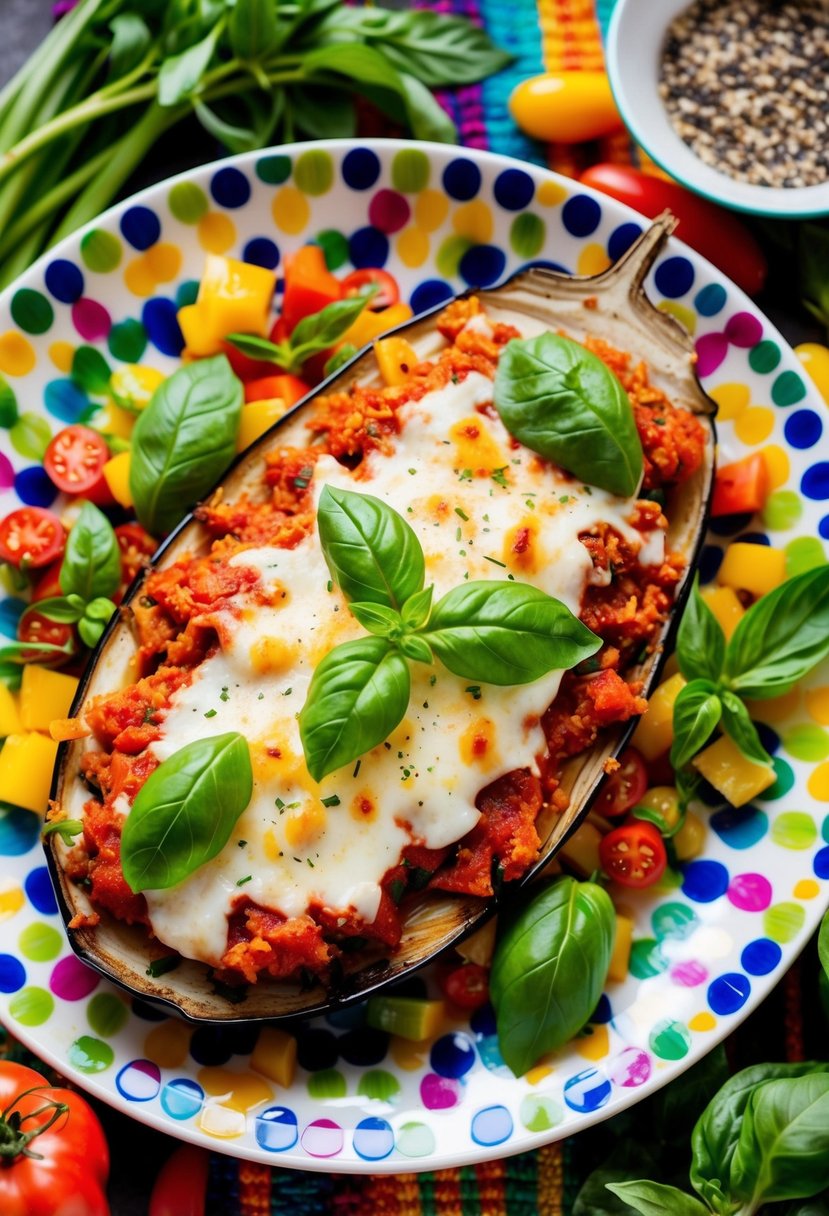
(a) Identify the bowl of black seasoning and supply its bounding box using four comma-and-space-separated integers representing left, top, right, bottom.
606, 0, 829, 218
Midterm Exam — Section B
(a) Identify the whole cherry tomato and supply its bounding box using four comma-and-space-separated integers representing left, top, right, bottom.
0, 508, 65, 570
599, 821, 667, 888
115, 522, 157, 587
43, 425, 113, 504
440, 963, 490, 1010
0, 1060, 110, 1216
593, 747, 648, 819
340, 268, 400, 311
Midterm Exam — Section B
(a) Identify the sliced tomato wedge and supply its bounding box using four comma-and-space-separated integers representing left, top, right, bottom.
281, 245, 341, 333
44, 424, 113, 504
594, 747, 648, 819
341, 268, 400, 311
17, 605, 75, 665
115, 522, 157, 587
0, 507, 65, 569
599, 821, 667, 888
440, 963, 490, 1010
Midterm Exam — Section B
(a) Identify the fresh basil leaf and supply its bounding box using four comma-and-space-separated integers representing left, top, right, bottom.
34, 596, 84, 624
108, 13, 152, 81
493, 334, 644, 498
719, 690, 772, 767
229, 0, 279, 60
730, 1073, 829, 1206
78, 616, 105, 648
399, 634, 433, 664
675, 765, 701, 814
604, 1182, 709, 1216
121, 733, 253, 892
397, 71, 456, 143
289, 289, 376, 365
690, 1062, 829, 1205
374, 10, 513, 86
317, 485, 425, 610
324, 345, 359, 377
59, 501, 121, 602
129, 355, 243, 536
71, 345, 111, 396
348, 601, 402, 638
158, 21, 223, 107
42, 819, 84, 844
0, 640, 74, 663
424, 580, 599, 686
490, 877, 614, 1077
0, 660, 22, 691
401, 585, 433, 631
302, 41, 406, 96
85, 596, 117, 622
670, 679, 721, 770
226, 333, 287, 364
676, 576, 726, 683
723, 566, 829, 699
299, 637, 410, 782
820, 909, 829, 984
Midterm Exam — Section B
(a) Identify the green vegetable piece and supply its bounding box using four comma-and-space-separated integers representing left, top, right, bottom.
604, 1182, 709, 1216
676, 576, 725, 684
229, 0, 279, 61
729, 1073, 829, 1207
348, 602, 403, 638
42, 819, 83, 844
365, 995, 443, 1040
129, 354, 243, 536
424, 580, 600, 686
489, 876, 615, 1077
493, 333, 644, 498
723, 566, 829, 699
288, 289, 377, 365
299, 637, 410, 783
317, 485, 425, 610
59, 501, 121, 603
34, 596, 84, 624
121, 733, 253, 893
670, 679, 722, 770
323, 344, 359, 377
719, 690, 772, 767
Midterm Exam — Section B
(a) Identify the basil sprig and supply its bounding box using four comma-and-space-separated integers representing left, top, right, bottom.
121, 733, 253, 893
493, 333, 644, 498
26, 500, 120, 651
227, 287, 376, 376
671, 568, 829, 795
489, 876, 615, 1077
129, 355, 243, 537
299, 486, 600, 782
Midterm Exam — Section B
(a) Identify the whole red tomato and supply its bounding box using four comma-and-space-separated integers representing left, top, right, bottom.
0, 1061, 109, 1216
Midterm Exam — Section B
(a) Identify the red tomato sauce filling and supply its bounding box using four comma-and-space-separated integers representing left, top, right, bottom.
70, 298, 706, 985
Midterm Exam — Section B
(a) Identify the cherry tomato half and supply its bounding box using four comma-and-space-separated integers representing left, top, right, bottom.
0, 507, 65, 569
594, 747, 648, 819
341, 268, 400, 311
17, 606, 75, 666
599, 821, 667, 889
115, 522, 157, 587
440, 963, 490, 1011
44, 425, 113, 504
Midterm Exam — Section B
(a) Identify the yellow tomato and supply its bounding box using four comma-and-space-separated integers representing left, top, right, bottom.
795, 343, 829, 407
509, 72, 623, 143
636, 785, 681, 833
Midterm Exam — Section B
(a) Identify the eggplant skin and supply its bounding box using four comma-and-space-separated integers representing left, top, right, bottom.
47, 220, 716, 1022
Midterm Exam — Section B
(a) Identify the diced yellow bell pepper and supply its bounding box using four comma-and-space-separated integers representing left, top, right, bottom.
0, 684, 21, 737
0, 732, 59, 813
559, 820, 602, 877
692, 734, 775, 806
250, 1027, 297, 1088
701, 585, 745, 641
456, 917, 496, 967
338, 302, 413, 351
20, 665, 79, 733
717, 542, 786, 599
109, 364, 165, 412
674, 810, 707, 861
103, 450, 133, 508
632, 672, 686, 761
93, 402, 135, 441
607, 914, 634, 982
178, 255, 276, 357
374, 335, 419, 386
236, 399, 287, 452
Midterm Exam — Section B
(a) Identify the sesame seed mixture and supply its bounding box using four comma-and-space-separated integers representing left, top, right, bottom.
659, 0, 829, 188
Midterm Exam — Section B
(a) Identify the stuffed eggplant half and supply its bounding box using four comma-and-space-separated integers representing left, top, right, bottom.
47, 218, 715, 1022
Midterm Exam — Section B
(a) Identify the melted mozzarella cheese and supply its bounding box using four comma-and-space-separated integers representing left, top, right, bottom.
135, 359, 663, 967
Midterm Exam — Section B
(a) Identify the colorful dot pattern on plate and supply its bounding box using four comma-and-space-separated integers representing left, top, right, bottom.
0, 140, 827, 1172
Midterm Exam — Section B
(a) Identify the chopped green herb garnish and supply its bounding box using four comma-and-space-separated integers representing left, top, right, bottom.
466, 685, 482, 700
484, 555, 507, 568
238, 839, 247, 848
326, 580, 333, 593
321, 794, 341, 807
408, 468, 417, 475
456, 526, 462, 541
353, 759, 362, 777
294, 464, 314, 490
458, 468, 473, 482
146, 955, 180, 978
204, 708, 217, 718
455, 507, 469, 520
236, 875, 252, 887
491, 467, 509, 488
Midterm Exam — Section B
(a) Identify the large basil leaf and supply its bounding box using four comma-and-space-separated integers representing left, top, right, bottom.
121, 733, 253, 893
299, 637, 411, 782
317, 485, 425, 609
425, 581, 599, 686
670, 679, 721, 770
229, 0, 279, 60
719, 690, 772, 767
489, 877, 614, 1077
397, 72, 456, 143
723, 566, 829, 699
729, 1074, 829, 1206
129, 355, 243, 536
58, 501, 120, 602
604, 1182, 709, 1216
493, 334, 643, 498
676, 576, 726, 683
690, 1062, 829, 1204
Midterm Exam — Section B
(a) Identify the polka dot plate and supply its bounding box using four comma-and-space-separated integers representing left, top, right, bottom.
0, 140, 828, 1172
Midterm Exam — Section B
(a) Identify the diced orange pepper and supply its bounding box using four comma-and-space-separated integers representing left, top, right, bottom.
711, 452, 770, 517
281, 245, 341, 333
244, 374, 310, 407
50, 717, 92, 742
374, 336, 419, 386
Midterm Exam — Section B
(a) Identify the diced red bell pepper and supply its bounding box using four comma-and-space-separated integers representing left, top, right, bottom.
244, 374, 311, 407
220, 340, 280, 382
711, 452, 770, 517
280, 245, 341, 333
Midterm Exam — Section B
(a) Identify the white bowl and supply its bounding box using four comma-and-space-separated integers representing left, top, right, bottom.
606, 0, 829, 219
